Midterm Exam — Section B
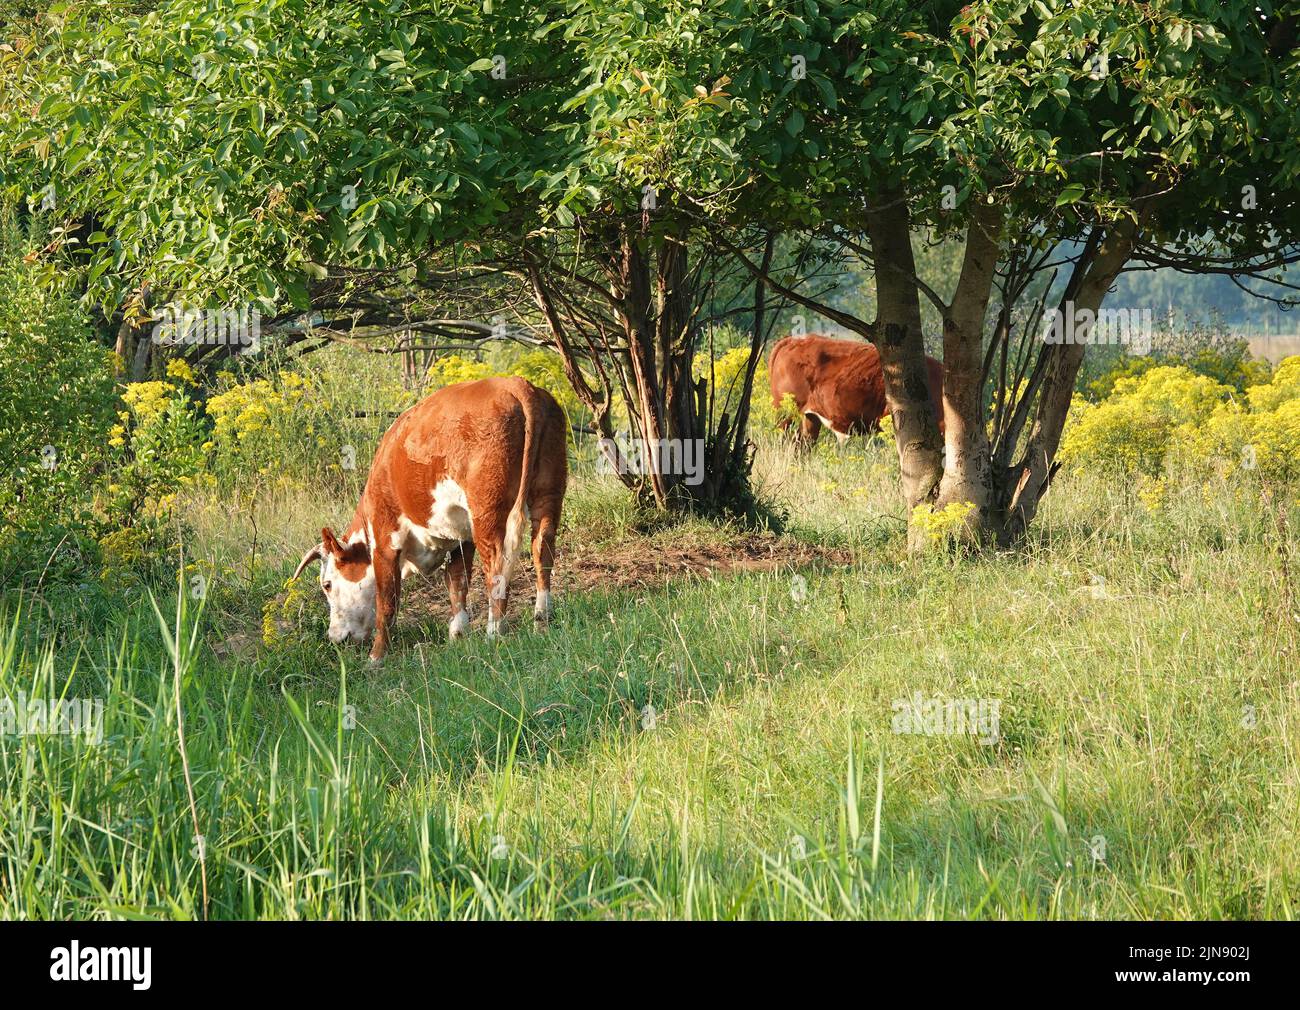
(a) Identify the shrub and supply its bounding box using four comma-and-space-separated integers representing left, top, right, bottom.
0, 216, 117, 584
1187, 356, 1300, 482
1060, 366, 1232, 475
911, 501, 977, 547
1245, 354, 1300, 413
428, 346, 587, 427
1087, 334, 1270, 400
426, 354, 497, 388
205, 370, 323, 479
693, 345, 774, 428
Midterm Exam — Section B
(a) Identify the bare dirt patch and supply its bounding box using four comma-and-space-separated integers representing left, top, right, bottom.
394, 530, 852, 627
550, 532, 853, 596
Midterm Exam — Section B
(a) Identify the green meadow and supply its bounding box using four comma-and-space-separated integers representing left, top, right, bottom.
3, 435, 1296, 920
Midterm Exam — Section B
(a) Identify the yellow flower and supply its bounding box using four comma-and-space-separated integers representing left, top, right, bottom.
911, 501, 976, 545
1135, 475, 1166, 513
165, 357, 197, 385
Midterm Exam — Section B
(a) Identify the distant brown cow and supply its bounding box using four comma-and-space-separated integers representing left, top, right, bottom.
292, 376, 567, 662
768, 334, 944, 445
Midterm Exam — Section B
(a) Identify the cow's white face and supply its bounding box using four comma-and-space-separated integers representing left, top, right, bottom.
320, 550, 376, 644
295, 527, 376, 645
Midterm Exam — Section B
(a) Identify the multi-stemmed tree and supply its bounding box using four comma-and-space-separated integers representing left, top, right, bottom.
719, 0, 1300, 543
5, 0, 1299, 537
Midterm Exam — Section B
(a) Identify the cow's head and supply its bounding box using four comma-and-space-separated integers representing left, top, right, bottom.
293, 527, 375, 644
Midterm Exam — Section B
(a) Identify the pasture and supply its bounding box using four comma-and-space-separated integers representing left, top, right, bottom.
3, 0, 1298, 929
3, 368, 1296, 919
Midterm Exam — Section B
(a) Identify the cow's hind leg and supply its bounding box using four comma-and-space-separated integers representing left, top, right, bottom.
444, 540, 475, 640
530, 505, 559, 628
530, 515, 556, 628
528, 411, 567, 629
475, 536, 510, 638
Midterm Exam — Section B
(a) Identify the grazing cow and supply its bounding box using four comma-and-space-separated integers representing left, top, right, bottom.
768, 333, 944, 445
292, 376, 567, 662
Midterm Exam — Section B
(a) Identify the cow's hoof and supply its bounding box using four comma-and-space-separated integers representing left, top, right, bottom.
368, 653, 385, 666
448, 610, 470, 641
533, 590, 553, 628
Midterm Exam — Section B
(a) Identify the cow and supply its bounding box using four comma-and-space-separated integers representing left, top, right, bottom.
768, 333, 944, 445
291, 376, 568, 663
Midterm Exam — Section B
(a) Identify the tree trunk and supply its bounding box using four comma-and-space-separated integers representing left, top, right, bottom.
935, 201, 1004, 542
618, 228, 673, 506
864, 191, 944, 517
528, 224, 761, 517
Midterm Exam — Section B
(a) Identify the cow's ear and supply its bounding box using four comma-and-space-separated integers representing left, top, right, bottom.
321, 527, 341, 555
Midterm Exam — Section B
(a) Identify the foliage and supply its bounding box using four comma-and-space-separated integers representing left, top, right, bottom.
1087, 334, 1273, 399
2, 0, 531, 311
425, 354, 496, 389
1245, 354, 1300, 412
204, 369, 337, 478
0, 214, 117, 584
910, 500, 978, 548
105, 378, 208, 518
1187, 355, 1300, 482
1060, 366, 1232, 475
1063, 354, 1300, 483
427, 346, 587, 426
693, 343, 775, 431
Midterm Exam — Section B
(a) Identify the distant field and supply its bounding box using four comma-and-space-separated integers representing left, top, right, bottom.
1246, 334, 1300, 363
2, 434, 1296, 919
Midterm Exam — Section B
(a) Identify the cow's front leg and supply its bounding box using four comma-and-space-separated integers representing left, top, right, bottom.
797, 411, 822, 449
369, 547, 402, 663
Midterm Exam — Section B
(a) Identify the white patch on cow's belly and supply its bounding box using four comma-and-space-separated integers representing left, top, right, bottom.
809, 411, 850, 445
389, 478, 475, 577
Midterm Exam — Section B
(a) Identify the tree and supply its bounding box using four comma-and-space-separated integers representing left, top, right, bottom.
718, 0, 1300, 544
2, 0, 808, 516
8, 0, 1299, 540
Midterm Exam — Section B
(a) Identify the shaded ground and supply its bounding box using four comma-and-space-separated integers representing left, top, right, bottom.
401, 530, 854, 625
550, 531, 853, 595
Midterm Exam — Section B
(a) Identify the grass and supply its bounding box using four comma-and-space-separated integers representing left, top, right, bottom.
1, 432, 1298, 919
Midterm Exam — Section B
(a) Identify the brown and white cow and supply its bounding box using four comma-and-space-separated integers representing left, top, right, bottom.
768, 333, 944, 445
292, 376, 567, 662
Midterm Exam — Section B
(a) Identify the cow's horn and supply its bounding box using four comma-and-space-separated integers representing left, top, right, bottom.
292, 544, 324, 581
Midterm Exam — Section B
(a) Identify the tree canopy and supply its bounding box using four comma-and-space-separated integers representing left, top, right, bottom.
4, 0, 1298, 534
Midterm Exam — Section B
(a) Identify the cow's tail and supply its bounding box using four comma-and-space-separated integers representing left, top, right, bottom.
502, 383, 543, 579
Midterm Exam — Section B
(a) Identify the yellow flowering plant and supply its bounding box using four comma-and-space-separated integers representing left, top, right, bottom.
427, 347, 588, 426
204, 370, 339, 480
692, 343, 779, 431
911, 500, 978, 548
1060, 366, 1232, 475
104, 378, 206, 522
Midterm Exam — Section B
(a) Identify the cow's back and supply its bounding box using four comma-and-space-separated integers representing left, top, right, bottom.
768, 333, 943, 436
770, 334, 885, 434
366, 376, 564, 528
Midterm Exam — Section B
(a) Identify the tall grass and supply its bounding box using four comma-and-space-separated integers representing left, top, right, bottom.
1, 439, 1298, 919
